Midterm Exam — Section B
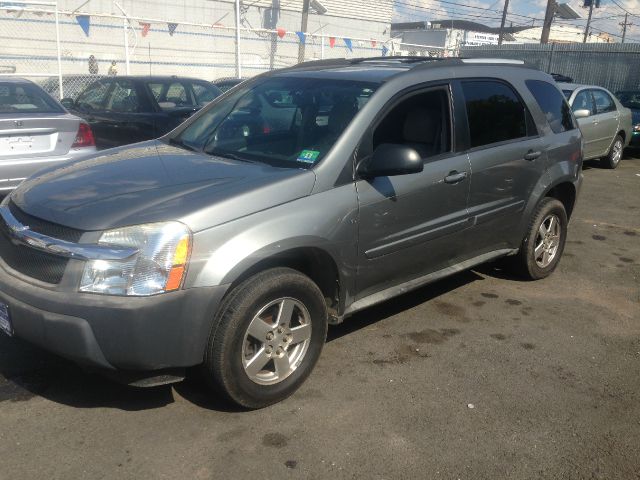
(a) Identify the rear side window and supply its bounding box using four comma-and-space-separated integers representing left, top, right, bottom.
526, 80, 575, 134
461, 80, 532, 148
0, 82, 63, 114
592, 89, 616, 114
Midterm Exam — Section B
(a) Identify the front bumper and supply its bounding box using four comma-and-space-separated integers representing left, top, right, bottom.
630, 131, 640, 147
0, 263, 228, 371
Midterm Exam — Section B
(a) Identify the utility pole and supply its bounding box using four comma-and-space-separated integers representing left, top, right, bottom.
583, 0, 595, 43
541, 0, 556, 44
498, 0, 510, 45
297, 0, 310, 64
620, 12, 633, 43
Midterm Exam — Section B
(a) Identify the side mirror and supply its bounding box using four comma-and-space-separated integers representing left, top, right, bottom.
60, 98, 75, 110
573, 109, 591, 119
358, 143, 423, 178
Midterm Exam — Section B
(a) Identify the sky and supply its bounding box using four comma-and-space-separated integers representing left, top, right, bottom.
393, 0, 640, 42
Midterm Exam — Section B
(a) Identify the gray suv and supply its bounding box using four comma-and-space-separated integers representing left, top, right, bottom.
0, 58, 583, 408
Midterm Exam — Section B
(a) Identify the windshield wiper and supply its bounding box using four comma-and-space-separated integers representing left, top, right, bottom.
206, 149, 260, 164
168, 137, 199, 153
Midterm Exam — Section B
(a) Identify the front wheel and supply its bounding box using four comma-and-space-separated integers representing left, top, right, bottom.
202, 268, 328, 409
511, 197, 568, 280
601, 135, 624, 169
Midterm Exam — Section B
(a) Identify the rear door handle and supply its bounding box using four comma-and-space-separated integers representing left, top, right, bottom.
444, 171, 468, 184
524, 150, 542, 161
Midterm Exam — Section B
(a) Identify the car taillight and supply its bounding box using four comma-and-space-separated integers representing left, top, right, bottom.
72, 123, 95, 148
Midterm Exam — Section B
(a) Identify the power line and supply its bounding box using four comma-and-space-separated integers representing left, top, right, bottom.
393, 0, 541, 22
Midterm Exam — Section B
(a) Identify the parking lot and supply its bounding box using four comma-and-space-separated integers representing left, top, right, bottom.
0, 152, 638, 479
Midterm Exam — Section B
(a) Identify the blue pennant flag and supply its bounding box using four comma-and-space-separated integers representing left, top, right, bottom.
343, 37, 353, 52
381, 45, 389, 56
76, 15, 90, 37
296, 31, 306, 44
168, 22, 178, 36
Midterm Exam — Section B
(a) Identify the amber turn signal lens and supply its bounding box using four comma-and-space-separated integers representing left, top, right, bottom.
165, 265, 186, 291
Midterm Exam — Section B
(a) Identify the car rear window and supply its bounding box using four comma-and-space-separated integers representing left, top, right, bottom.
526, 80, 576, 134
0, 82, 63, 114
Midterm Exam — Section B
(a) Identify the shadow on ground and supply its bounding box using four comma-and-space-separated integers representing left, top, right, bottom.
0, 251, 528, 411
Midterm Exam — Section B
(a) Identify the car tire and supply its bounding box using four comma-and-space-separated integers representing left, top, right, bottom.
512, 197, 568, 280
601, 135, 624, 169
202, 267, 328, 409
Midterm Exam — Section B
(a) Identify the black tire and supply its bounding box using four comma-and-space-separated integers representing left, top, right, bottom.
600, 135, 624, 169
511, 197, 568, 280
202, 267, 328, 409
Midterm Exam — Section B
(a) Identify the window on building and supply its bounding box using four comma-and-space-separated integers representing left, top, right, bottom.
462, 80, 533, 148
526, 80, 576, 134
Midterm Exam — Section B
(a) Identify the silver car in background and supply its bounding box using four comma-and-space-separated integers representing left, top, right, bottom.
562, 83, 632, 169
0, 78, 96, 191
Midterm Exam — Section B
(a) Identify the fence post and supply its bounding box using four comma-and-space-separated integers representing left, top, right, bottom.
235, 0, 242, 78
123, 18, 130, 74
54, 3, 64, 98
547, 42, 555, 73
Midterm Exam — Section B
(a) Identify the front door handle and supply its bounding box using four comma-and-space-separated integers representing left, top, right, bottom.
444, 171, 468, 184
524, 150, 542, 161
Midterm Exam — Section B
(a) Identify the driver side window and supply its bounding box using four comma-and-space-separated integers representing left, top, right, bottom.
76, 80, 111, 111
370, 88, 452, 160
572, 91, 595, 116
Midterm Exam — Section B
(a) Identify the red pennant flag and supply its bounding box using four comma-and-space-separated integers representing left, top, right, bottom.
329, 36, 336, 48
140, 22, 150, 37
371, 40, 377, 47
277, 27, 286, 39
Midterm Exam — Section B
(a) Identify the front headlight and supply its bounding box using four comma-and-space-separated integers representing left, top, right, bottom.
633, 124, 640, 132
80, 222, 191, 296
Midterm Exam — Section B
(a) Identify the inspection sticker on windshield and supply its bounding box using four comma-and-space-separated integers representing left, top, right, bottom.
297, 150, 320, 164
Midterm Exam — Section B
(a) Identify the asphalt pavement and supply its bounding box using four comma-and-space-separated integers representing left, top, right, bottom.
0, 154, 638, 480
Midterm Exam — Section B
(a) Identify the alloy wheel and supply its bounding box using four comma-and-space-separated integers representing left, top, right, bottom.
241, 298, 312, 385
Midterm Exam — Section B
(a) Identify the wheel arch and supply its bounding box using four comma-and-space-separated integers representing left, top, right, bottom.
543, 181, 577, 219
220, 245, 344, 321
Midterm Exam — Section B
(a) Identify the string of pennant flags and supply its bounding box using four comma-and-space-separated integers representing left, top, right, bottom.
0, 7, 392, 55
71, 13, 391, 55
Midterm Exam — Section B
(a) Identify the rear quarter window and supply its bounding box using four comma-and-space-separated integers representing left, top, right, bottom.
526, 80, 576, 134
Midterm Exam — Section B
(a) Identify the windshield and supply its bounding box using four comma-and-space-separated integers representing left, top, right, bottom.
0, 82, 63, 114
173, 76, 378, 168
616, 91, 640, 109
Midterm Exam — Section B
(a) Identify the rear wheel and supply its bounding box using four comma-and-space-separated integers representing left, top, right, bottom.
511, 197, 568, 280
601, 135, 623, 169
202, 268, 328, 409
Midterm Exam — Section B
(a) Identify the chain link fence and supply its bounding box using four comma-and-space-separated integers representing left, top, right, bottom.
461, 43, 640, 93
1, 1, 447, 101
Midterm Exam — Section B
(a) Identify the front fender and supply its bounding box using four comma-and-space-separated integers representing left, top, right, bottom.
184, 183, 359, 302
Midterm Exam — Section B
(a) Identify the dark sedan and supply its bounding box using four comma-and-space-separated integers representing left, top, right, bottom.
62, 76, 222, 149
616, 91, 640, 147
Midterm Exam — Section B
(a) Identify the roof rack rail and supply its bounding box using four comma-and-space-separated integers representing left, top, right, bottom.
350, 56, 444, 64
460, 58, 525, 65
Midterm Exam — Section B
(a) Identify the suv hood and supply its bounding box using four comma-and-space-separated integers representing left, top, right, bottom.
10, 141, 316, 232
